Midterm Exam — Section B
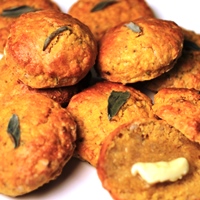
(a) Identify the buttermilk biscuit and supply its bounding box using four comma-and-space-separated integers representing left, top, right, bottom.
96, 18, 184, 84
0, 92, 76, 197
0, 58, 80, 106
153, 88, 200, 143
5, 9, 97, 88
97, 119, 200, 200
145, 51, 200, 92
68, 0, 155, 41
67, 81, 155, 166
0, 0, 60, 54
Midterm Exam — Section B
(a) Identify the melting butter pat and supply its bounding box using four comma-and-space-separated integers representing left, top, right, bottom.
131, 157, 189, 185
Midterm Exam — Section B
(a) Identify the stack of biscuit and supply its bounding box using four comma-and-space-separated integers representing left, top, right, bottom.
1, 0, 200, 199
67, 0, 200, 200
0, 0, 98, 197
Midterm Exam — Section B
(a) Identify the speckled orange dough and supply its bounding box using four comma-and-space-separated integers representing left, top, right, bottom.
68, 0, 155, 41
97, 119, 200, 200
67, 81, 155, 166
5, 9, 97, 88
153, 88, 200, 143
0, 58, 80, 106
145, 51, 200, 92
0, 0, 60, 54
96, 18, 184, 84
0, 92, 77, 197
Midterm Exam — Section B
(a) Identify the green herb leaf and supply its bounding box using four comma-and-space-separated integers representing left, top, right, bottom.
124, 22, 142, 33
108, 91, 130, 120
183, 40, 200, 51
7, 114, 20, 148
91, 0, 119, 12
43, 26, 72, 51
1, 5, 38, 18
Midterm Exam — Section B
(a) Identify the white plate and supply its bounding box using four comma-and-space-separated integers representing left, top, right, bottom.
0, 1, 199, 200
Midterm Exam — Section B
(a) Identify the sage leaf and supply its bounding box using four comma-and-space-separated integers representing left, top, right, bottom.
91, 0, 118, 12
7, 114, 20, 148
1, 5, 38, 18
183, 40, 200, 51
43, 26, 72, 51
124, 22, 142, 33
108, 91, 130, 120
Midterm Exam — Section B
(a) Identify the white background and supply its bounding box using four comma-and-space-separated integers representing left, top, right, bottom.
0, 1, 199, 200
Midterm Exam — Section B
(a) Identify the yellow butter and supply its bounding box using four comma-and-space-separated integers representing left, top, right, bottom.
131, 157, 189, 185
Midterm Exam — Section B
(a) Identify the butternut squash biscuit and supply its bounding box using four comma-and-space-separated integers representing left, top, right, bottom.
0, 58, 80, 106
153, 88, 200, 143
0, 0, 60, 54
67, 81, 155, 166
68, 0, 155, 41
0, 92, 77, 197
5, 9, 97, 88
96, 18, 184, 85
145, 51, 200, 92
97, 119, 200, 200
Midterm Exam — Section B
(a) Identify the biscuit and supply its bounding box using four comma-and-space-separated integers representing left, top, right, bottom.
96, 18, 184, 84
68, 0, 155, 41
97, 119, 200, 200
5, 9, 97, 88
153, 88, 200, 143
0, 92, 77, 197
0, 0, 60, 54
0, 58, 80, 106
145, 51, 200, 92
67, 81, 155, 166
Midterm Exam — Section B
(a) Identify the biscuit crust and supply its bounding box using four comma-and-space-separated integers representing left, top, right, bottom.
146, 52, 200, 92
96, 18, 184, 84
153, 88, 200, 143
68, 0, 154, 41
0, 58, 79, 106
67, 81, 155, 166
97, 119, 200, 200
5, 10, 97, 88
0, 0, 60, 53
0, 93, 76, 197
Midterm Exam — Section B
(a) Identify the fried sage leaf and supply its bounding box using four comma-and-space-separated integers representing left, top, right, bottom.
125, 22, 142, 33
7, 114, 20, 148
91, 0, 118, 12
43, 26, 72, 51
108, 91, 130, 120
1, 5, 38, 18
183, 40, 200, 51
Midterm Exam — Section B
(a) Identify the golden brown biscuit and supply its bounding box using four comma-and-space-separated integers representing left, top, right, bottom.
0, 0, 60, 54
153, 88, 200, 143
97, 119, 200, 200
0, 58, 80, 106
145, 51, 200, 92
68, 0, 155, 41
67, 81, 155, 166
96, 18, 184, 84
0, 92, 77, 197
5, 9, 97, 88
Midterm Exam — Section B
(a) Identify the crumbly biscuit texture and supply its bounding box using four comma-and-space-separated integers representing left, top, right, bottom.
0, 93, 76, 197
153, 88, 200, 143
0, 0, 60, 53
67, 81, 155, 166
97, 18, 184, 84
68, 0, 154, 41
5, 9, 97, 88
97, 119, 200, 200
